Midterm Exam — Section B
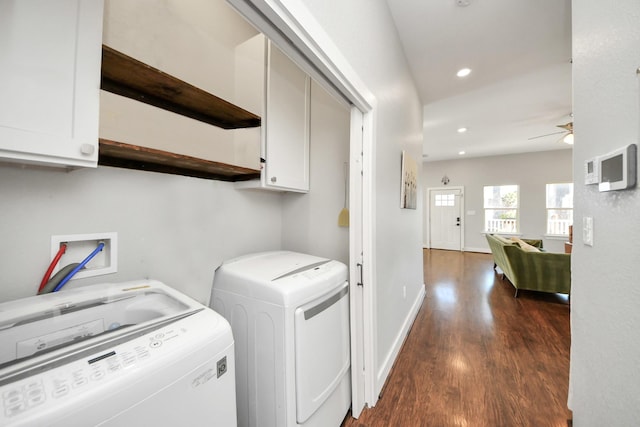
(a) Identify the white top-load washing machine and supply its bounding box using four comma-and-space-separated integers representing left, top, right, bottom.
0, 280, 237, 427
211, 251, 351, 427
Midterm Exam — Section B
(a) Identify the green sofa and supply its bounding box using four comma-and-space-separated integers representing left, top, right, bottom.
485, 234, 571, 297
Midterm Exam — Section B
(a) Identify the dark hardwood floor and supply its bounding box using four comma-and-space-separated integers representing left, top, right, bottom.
343, 249, 571, 427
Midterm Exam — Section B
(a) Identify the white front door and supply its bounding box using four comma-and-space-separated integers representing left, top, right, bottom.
429, 188, 463, 250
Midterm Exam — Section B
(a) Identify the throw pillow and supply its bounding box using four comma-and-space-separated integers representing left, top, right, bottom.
520, 242, 540, 252
494, 235, 514, 245
510, 237, 540, 252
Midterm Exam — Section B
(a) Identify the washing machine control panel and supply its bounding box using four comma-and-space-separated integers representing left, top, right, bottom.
1, 321, 189, 421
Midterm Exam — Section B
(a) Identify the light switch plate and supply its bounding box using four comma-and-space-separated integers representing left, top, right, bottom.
583, 217, 593, 246
584, 157, 599, 185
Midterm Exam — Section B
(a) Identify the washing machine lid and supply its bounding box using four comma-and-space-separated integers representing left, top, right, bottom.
0, 280, 200, 373
213, 251, 348, 306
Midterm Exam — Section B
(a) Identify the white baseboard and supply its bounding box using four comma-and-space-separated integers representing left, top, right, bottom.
423, 246, 490, 254
464, 246, 491, 254
374, 284, 426, 401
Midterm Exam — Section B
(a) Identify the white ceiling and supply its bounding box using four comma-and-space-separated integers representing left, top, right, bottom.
386, 0, 572, 162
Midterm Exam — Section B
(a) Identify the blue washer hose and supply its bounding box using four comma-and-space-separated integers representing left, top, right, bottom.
53, 242, 105, 292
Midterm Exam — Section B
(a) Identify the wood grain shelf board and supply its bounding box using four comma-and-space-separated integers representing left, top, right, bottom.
98, 139, 261, 182
100, 45, 261, 130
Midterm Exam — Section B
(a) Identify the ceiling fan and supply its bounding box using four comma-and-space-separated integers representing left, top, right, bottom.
528, 122, 574, 145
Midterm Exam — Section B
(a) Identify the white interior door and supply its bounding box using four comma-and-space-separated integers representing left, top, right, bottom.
349, 107, 366, 417
429, 188, 463, 250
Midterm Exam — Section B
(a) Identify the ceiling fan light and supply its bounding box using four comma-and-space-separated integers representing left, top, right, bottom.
456, 68, 471, 78
563, 133, 574, 145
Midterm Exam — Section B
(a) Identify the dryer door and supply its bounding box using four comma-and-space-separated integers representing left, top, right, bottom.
294, 281, 350, 424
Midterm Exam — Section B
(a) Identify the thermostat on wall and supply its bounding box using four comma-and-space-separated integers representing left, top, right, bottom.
584, 157, 599, 185
598, 143, 637, 192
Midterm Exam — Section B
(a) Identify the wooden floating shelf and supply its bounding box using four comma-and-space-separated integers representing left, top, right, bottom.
100, 45, 261, 129
98, 45, 263, 182
99, 139, 261, 182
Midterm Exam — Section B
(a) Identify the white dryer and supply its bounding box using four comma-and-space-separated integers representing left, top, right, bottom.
0, 280, 237, 427
211, 251, 351, 427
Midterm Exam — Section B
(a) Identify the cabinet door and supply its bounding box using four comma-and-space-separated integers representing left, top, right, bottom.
0, 0, 103, 168
264, 42, 310, 192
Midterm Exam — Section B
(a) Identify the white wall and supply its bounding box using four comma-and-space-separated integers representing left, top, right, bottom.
422, 149, 573, 253
282, 80, 350, 265
296, 0, 425, 393
0, 165, 282, 304
570, 1, 640, 424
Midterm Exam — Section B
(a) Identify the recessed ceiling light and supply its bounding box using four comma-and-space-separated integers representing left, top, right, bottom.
457, 127, 467, 133
458, 151, 466, 155
456, 68, 471, 78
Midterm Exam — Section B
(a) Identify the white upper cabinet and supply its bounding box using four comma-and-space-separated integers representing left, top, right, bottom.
236, 35, 311, 193
265, 42, 311, 192
0, 0, 103, 168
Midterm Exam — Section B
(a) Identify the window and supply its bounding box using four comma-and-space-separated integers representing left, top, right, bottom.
484, 185, 518, 233
546, 183, 573, 236
434, 193, 455, 207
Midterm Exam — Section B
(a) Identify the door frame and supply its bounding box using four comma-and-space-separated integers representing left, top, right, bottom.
227, 0, 378, 415
425, 186, 465, 251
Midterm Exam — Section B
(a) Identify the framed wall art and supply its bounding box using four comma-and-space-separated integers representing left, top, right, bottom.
400, 151, 417, 209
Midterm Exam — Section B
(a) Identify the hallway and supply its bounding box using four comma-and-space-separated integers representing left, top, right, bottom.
343, 249, 571, 427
